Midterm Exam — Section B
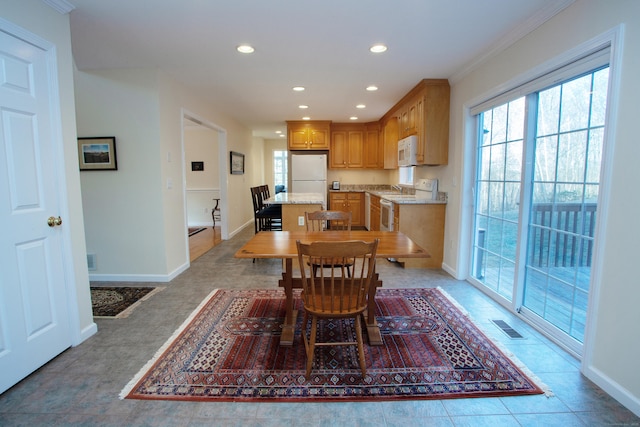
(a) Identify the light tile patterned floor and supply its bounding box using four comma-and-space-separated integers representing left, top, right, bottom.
0, 227, 638, 426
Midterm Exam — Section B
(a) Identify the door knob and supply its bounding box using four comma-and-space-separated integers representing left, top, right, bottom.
47, 216, 62, 227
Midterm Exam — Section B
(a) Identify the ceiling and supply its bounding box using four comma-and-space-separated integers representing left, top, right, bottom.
67, 0, 573, 138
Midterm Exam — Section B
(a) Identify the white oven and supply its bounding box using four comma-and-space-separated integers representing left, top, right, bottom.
380, 199, 394, 232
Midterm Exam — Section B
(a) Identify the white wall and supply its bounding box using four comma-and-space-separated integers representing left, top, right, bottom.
75, 69, 167, 278
75, 67, 261, 280
0, 0, 94, 342
445, 0, 640, 414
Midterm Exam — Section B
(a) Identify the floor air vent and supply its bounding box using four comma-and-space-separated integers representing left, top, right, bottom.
491, 319, 524, 339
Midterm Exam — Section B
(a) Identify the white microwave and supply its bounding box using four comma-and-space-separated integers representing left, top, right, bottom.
398, 135, 418, 166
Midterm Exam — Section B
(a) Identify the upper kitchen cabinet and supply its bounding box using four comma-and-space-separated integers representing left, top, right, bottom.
330, 122, 383, 169
363, 122, 383, 169
287, 121, 331, 150
330, 124, 363, 168
383, 79, 450, 166
382, 117, 399, 169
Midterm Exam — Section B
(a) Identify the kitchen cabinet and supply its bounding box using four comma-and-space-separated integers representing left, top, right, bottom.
330, 125, 363, 168
396, 203, 445, 268
287, 120, 331, 150
369, 194, 380, 231
398, 99, 418, 138
363, 122, 383, 169
382, 118, 398, 169
330, 123, 383, 169
416, 81, 449, 165
382, 79, 450, 166
329, 192, 364, 227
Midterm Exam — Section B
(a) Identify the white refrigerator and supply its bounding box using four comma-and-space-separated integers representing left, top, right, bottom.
290, 154, 327, 207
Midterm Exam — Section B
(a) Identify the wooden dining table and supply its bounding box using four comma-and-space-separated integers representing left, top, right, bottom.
234, 230, 429, 346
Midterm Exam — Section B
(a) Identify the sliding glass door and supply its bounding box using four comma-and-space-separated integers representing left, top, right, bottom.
471, 57, 609, 354
522, 68, 609, 345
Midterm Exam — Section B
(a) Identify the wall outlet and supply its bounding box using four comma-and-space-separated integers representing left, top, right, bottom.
298, 216, 305, 226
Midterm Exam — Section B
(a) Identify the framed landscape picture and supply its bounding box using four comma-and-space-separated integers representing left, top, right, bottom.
78, 137, 118, 171
230, 151, 244, 175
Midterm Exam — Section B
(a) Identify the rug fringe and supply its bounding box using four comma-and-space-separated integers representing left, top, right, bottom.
436, 287, 554, 398
118, 288, 220, 399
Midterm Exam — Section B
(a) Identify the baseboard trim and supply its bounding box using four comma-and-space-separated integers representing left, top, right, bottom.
441, 262, 460, 279
583, 364, 640, 417
74, 322, 98, 346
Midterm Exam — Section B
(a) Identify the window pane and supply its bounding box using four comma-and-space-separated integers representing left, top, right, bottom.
559, 76, 592, 132
537, 86, 560, 136
489, 143, 505, 181
591, 68, 610, 126
507, 97, 525, 141
488, 182, 505, 217
505, 140, 523, 181
586, 128, 603, 183
490, 104, 508, 144
557, 131, 587, 183
533, 136, 557, 182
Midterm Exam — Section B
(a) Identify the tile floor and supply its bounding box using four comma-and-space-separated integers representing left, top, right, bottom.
0, 227, 638, 426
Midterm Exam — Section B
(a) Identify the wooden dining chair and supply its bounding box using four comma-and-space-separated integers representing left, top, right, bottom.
305, 210, 352, 232
305, 210, 353, 276
296, 239, 379, 378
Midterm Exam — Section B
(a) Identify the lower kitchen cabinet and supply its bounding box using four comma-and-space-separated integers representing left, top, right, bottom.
329, 192, 364, 227
396, 204, 445, 268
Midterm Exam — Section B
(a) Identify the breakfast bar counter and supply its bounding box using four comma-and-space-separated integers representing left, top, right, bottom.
264, 192, 325, 231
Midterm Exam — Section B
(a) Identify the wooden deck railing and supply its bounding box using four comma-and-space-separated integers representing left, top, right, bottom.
528, 203, 597, 268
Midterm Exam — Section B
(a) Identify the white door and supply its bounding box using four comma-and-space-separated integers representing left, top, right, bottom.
0, 27, 72, 393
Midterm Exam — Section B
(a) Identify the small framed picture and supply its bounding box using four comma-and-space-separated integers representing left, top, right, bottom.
230, 151, 244, 175
191, 161, 204, 171
78, 137, 117, 171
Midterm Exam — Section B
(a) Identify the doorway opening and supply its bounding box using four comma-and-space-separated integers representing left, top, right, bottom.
181, 111, 229, 261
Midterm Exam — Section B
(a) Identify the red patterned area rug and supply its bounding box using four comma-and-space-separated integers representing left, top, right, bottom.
121, 288, 546, 402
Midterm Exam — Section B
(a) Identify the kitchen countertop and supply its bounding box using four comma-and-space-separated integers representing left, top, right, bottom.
265, 192, 325, 207
330, 187, 447, 204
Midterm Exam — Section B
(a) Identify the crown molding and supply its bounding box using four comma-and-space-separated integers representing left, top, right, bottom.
42, 0, 76, 14
449, 0, 576, 84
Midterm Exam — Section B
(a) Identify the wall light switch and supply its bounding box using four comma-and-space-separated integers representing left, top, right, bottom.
298, 216, 305, 226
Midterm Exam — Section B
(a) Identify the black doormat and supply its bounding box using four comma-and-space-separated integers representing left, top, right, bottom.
188, 227, 207, 237
90, 287, 164, 318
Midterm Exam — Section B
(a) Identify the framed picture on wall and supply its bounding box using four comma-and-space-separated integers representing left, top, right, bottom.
191, 161, 204, 171
78, 137, 118, 171
230, 151, 244, 175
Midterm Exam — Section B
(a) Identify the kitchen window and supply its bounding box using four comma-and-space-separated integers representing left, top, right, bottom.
470, 45, 611, 356
398, 166, 414, 186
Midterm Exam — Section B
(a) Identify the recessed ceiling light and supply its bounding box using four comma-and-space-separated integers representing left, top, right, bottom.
279, 134, 286, 137
366, 85, 378, 91
356, 104, 366, 109
299, 105, 309, 109
292, 86, 305, 92
370, 44, 387, 53
237, 44, 255, 54
275, 130, 282, 134
350, 116, 358, 121
302, 116, 311, 120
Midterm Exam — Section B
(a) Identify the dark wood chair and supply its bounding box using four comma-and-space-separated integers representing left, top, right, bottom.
296, 239, 379, 378
251, 186, 282, 233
